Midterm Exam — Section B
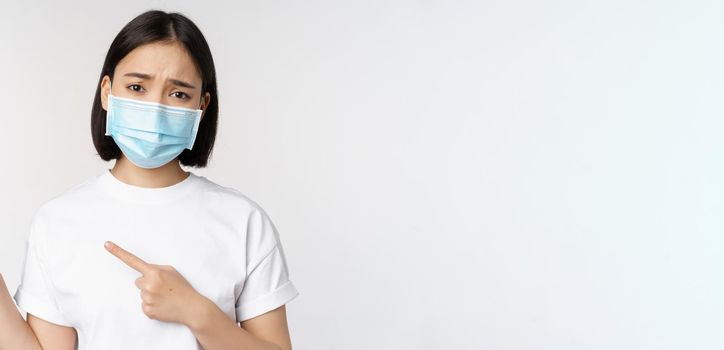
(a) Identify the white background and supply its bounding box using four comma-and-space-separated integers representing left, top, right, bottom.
1, 1, 722, 349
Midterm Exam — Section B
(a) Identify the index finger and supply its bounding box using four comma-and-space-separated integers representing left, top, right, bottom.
104, 241, 151, 274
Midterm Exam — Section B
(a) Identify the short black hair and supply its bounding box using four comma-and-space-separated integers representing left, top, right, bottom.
91, 10, 218, 168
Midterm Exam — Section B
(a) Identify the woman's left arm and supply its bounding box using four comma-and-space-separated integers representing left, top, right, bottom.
186, 296, 292, 350
103, 241, 293, 350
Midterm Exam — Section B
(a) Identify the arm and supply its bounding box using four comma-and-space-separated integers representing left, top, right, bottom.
0, 274, 76, 350
104, 241, 296, 350
185, 295, 292, 350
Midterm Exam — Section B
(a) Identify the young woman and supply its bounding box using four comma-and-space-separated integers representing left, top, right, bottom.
0, 10, 299, 350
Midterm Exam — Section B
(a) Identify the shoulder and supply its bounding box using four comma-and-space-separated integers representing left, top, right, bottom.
32, 173, 103, 224
22, 173, 101, 248
192, 174, 272, 218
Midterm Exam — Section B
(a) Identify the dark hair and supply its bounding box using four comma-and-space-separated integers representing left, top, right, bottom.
91, 10, 218, 168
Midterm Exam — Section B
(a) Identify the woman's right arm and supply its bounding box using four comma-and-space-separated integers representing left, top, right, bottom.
0, 274, 76, 350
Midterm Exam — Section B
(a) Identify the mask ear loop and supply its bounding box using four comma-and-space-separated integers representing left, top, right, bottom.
105, 79, 114, 137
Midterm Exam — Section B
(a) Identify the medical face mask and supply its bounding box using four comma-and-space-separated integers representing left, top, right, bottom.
105, 83, 203, 169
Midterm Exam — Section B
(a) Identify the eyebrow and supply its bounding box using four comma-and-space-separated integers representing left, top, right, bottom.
169, 78, 196, 89
122, 72, 197, 89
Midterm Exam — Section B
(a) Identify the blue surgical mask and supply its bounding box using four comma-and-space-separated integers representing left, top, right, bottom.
105, 83, 203, 169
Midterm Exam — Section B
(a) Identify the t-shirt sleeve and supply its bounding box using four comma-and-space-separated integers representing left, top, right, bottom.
235, 206, 299, 323
13, 215, 73, 327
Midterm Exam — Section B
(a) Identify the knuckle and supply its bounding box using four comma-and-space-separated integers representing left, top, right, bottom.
146, 270, 160, 280
141, 291, 152, 304
146, 281, 159, 292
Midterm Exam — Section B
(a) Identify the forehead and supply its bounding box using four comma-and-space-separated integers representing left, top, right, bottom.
114, 41, 201, 84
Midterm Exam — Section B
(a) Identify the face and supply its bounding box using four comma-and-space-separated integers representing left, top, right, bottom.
100, 41, 210, 116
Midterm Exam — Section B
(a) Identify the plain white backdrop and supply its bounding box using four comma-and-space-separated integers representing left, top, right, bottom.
1, 0, 722, 349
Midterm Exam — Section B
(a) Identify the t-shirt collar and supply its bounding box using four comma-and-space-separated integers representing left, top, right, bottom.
96, 168, 200, 204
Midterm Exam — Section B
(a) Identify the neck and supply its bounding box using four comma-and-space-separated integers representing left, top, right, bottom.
110, 156, 189, 188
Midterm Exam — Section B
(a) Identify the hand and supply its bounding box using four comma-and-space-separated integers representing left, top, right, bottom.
104, 241, 207, 326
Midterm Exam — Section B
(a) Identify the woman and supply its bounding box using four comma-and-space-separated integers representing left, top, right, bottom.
0, 10, 299, 350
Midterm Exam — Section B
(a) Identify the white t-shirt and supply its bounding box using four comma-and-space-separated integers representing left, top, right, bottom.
13, 169, 299, 349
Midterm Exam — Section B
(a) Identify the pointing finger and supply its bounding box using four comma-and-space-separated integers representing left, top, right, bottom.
104, 241, 151, 274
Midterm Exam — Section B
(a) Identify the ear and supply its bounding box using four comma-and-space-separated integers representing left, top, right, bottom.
199, 92, 211, 119
100, 75, 111, 111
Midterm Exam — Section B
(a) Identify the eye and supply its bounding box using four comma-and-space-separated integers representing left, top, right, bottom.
171, 91, 190, 100
127, 84, 144, 92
